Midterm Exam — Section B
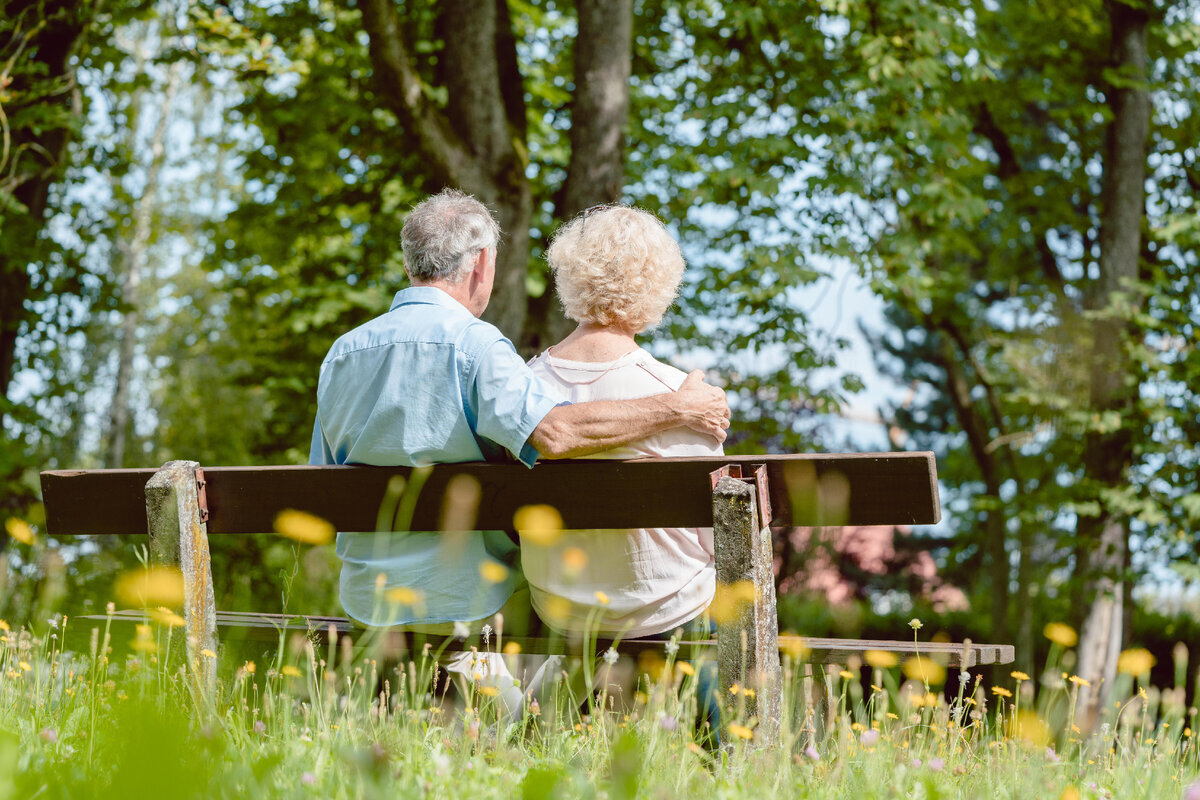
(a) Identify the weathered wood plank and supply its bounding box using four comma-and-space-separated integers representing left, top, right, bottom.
78, 611, 1014, 666
41, 452, 940, 537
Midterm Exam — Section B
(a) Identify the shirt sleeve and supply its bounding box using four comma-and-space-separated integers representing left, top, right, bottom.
470, 339, 565, 468
308, 413, 335, 465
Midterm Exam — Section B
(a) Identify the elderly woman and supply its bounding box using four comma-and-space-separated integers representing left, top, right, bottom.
522, 205, 722, 640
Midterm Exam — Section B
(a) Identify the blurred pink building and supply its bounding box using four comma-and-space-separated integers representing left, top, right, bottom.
776, 525, 969, 613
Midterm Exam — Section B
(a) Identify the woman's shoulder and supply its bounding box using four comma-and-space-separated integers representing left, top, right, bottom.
632, 350, 692, 391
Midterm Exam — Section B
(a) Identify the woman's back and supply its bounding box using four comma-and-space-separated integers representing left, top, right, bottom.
522, 347, 722, 637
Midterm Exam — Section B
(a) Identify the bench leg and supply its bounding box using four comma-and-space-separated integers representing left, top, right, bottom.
146, 460, 217, 696
712, 475, 782, 747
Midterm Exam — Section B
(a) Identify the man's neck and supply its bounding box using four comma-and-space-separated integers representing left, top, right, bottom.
411, 279, 474, 315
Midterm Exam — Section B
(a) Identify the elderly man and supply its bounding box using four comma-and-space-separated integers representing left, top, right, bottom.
309, 189, 729, 712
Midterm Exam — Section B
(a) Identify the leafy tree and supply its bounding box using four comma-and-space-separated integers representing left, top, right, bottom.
836, 0, 1199, 694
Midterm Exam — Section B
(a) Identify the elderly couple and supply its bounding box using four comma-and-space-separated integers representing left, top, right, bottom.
309, 190, 729, 717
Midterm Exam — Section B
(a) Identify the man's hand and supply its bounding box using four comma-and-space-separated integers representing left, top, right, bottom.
674, 369, 730, 444
529, 369, 731, 459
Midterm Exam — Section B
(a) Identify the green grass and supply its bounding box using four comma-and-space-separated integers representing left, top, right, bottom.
3, 607, 1198, 800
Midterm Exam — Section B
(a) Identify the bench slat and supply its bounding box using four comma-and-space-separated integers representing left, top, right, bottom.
83, 610, 1011, 667
41, 452, 940, 536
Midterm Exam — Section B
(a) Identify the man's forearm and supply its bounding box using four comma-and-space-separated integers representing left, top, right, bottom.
528, 395, 683, 459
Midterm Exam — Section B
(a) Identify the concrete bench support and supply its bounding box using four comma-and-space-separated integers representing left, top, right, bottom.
712, 474, 782, 747
146, 460, 218, 696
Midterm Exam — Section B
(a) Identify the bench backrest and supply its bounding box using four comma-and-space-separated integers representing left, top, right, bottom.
40, 452, 940, 536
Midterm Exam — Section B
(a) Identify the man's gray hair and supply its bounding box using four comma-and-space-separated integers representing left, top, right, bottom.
401, 189, 502, 283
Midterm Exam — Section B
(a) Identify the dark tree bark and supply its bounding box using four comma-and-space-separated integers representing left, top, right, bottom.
932, 333, 1009, 642
525, 0, 632, 352
360, 0, 532, 341
361, 0, 632, 354
0, 0, 91, 402
1075, 0, 1150, 726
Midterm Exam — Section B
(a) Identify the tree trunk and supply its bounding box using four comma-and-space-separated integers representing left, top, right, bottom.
934, 335, 1009, 642
0, 1, 90, 402
362, 0, 633, 354
1075, 0, 1150, 727
523, 0, 633, 353
106, 60, 182, 468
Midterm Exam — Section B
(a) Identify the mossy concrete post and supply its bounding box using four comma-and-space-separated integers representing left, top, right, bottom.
146, 460, 217, 696
712, 475, 781, 747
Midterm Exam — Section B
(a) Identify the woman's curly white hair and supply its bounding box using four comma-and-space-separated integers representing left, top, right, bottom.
548, 206, 685, 332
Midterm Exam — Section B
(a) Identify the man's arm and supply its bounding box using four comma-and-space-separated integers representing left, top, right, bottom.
529, 370, 730, 459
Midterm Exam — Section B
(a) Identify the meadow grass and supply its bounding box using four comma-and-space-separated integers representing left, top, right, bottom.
3, 604, 1198, 800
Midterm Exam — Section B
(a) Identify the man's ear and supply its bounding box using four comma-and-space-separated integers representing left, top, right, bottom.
472, 247, 491, 279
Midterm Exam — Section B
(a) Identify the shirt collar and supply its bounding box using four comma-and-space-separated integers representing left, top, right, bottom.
390, 285, 470, 314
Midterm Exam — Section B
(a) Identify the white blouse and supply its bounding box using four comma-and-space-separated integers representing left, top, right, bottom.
522, 347, 722, 637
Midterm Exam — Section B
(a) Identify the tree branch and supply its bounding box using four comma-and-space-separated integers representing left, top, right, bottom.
359, 0, 490, 191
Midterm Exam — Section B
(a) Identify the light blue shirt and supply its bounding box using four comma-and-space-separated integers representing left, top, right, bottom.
309, 286, 564, 626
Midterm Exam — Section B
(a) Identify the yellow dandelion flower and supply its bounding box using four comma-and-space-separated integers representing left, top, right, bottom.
479, 561, 509, 584
728, 724, 754, 741
686, 742, 705, 755
0, 620, 9, 631
562, 547, 587, 572
201, 649, 217, 658
1010, 671, 1030, 681
991, 686, 1013, 698
864, 649, 899, 668
1059, 788, 1081, 800
541, 595, 571, 624
1068, 675, 1090, 687
1116, 648, 1155, 676
743, 688, 755, 699
385, 586, 424, 606
5, 518, 36, 546
779, 635, 809, 659
514, 505, 563, 546
903, 657, 946, 686
18, 661, 32, 672
280, 665, 302, 678
273, 509, 334, 545
676, 662, 695, 677
1012, 714, 1051, 753
148, 607, 186, 628
114, 567, 185, 608
244, 661, 256, 674
594, 590, 610, 606
728, 683, 740, 695
1043, 622, 1078, 648
503, 641, 521, 656
478, 686, 500, 697
707, 580, 756, 623
839, 669, 855, 680
130, 637, 158, 653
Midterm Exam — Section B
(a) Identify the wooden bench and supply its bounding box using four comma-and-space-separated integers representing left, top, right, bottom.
40, 452, 1014, 746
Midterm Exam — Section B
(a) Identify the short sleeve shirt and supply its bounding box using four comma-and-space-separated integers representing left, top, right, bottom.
309, 287, 563, 626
